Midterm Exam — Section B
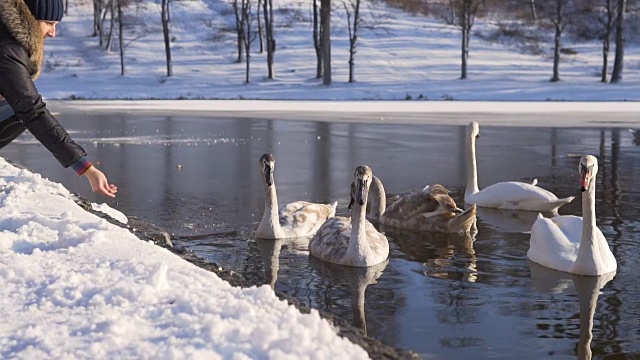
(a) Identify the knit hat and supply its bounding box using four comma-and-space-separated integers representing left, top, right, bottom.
23, 0, 64, 21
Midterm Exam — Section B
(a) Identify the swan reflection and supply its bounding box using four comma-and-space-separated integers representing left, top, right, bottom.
529, 261, 616, 360
475, 206, 551, 234
629, 129, 640, 146
308, 256, 388, 334
255, 237, 310, 289
388, 225, 478, 282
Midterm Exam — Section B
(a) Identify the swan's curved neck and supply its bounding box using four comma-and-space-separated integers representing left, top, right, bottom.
347, 200, 372, 261
368, 176, 386, 219
258, 185, 283, 237
577, 180, 598, 264
465, 132, 480, 199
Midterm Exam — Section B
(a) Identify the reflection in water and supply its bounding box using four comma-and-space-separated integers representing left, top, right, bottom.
388, 226, 478, 283
628, 129, 640, 146
255, 237, 310, 289
475, 206, 548, 233
529, 262, 616, 360
308, 257, 388, 334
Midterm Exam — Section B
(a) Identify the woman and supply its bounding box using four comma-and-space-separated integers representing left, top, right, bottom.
0, 0, 117, 197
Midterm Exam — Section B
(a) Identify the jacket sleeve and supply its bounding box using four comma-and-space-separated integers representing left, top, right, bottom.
0, 42, 87, 168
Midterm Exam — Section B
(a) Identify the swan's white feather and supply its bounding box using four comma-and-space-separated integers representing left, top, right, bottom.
278, 201, 338, 238
527, 155, 616, 276
467, 181, 571, 212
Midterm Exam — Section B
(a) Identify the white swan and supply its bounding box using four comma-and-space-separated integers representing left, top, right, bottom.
369, 177, 477, 234
527, 155, 617, 276
256, 153, 337, 239
309, 165, 389, 267
465, 121, 574, 213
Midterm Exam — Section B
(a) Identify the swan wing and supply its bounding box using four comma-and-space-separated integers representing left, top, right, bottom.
528, 215, 581, 273
594, 227, 617, 273
363, 220, 390, 262
383, 190, 442, 220
470, 181, 573, 212
280, 201, 337, 237
309, 216, 351, 264
382, 185, 474, 233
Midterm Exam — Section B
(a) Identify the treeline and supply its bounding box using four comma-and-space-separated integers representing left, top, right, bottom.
84, 0, 638, 85
386, 0, 639, 83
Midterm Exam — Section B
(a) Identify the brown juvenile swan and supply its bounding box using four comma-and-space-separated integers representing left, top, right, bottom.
368, 177, 476, 234
309, 165, 389, 267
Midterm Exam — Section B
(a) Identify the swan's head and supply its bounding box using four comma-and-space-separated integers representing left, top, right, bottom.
579, 155, 598, 192
351, 165, 373, 207
259, 153, 275, 187
467, 121, 480, 139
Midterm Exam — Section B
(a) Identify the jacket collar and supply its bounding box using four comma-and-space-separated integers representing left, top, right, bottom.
0, 0, 45, 80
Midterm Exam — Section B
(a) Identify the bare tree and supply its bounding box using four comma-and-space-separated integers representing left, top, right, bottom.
161, 0, 173, 77
313, 0, 323, 78
106, 0, 116, 52
231, 0, 246, 62
550, 0, 566, 82
610, 0, 626, 82
257, 0, 264, 52
575, 0, 616, 82
344, 0, 363, 83
321, 0, 331, 85
92, 0, 103, 42
535, 0, 574, 82
529, 0, 538, 20
241, 0, 255, 83
118, 0, 125, 75
263, 0, 275, 78
444, 0, 484, 79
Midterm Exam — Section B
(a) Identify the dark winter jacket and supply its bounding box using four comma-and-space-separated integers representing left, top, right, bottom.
0, 0, 86, 168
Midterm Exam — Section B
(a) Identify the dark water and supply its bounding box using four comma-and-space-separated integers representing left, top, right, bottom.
3, 112, 640, 359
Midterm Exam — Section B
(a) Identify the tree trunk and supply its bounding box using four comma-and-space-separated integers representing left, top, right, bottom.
550, 0, 562, 82
529, 0, 537, 21
257, 0, 264, 53
117, 0, 125, 76
106, 0, 115, 52
161, 0, 173, 77
313, 0, 322, 78
610, 0, 626, 83
263, 0, 275, 79
601, 0, 615, 82
233, 0, 244, 63
460, 0, 469, 80
242, 0, 251, 83
347, 0, 361, 83
321, 0, 331, 85
92, 0, 101, 38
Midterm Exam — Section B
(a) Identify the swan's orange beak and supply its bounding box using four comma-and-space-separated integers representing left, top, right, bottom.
580, 167, 589, 192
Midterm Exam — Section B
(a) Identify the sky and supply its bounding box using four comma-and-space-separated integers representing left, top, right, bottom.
2, 0, 640, 358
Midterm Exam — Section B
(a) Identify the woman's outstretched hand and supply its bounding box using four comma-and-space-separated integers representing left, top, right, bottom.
83, 166, 118, 198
